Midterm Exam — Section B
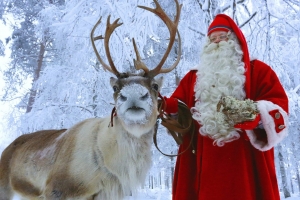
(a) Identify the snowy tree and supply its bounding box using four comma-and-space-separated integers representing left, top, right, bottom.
1, 0, 65, 113
0, 40, 4, 56
1, 0, 300, 198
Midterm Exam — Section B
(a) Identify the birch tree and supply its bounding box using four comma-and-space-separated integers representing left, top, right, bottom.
2, 0, 65, 112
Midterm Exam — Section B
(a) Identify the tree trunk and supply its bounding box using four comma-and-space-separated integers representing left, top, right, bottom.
297, 169, 300, 193
277, 144, 291, 198
26, 42, 45, 113
264, 0, 271, 63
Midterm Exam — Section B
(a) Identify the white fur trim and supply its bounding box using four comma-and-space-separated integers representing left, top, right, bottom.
245, 100, 288, 151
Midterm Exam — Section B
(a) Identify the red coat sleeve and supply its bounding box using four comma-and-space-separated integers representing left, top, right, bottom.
245, 59, 289, 151
171, 70, 197, 109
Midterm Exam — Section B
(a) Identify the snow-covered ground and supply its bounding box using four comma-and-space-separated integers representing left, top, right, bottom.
124, 189, 300, 200
7, 189, 300, 200
281, 196, 300, 200
125, 189, 171, 200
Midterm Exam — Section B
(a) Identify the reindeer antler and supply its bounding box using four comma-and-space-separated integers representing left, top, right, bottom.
90, 15, 122, 77
136, 0, 182, 78
91, 0, 182, 78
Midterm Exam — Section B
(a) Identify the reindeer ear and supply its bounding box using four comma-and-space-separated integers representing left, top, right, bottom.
110, 77, 118, 87
154, 76, 164, 90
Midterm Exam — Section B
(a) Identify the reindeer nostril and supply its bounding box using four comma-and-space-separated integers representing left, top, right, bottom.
140, 93, 149, 100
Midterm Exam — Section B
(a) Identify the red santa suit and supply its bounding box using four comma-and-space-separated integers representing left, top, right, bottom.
168, 14, 289, 200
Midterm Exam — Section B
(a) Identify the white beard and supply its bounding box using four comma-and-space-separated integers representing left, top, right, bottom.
191, 35, 246, 146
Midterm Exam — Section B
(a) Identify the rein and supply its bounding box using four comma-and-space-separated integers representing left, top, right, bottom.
155, 93, 196, 157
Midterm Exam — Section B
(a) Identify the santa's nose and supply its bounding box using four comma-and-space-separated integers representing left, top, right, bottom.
214, 38, 222, 43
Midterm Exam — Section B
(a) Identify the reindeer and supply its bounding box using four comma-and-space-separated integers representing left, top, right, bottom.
0, 0, 182, 200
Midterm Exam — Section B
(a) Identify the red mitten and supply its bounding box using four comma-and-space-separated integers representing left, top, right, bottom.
234, 114, 261, 130
163, 97, 178, 114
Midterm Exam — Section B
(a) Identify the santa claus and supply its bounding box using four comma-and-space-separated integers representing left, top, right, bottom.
165, 14, 289, 200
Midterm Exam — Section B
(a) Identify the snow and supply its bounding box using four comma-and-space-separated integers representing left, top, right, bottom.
124, 189, 300, 200
1, 0, 300, 199
6, 188, 300, 200
125, 189, 171, 200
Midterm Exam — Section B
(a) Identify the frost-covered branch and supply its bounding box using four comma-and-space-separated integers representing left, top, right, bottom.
239, 12, 257, 29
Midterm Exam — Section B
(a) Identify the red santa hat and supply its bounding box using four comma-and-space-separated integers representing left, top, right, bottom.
207, 15, 233, 35
208, 14, 251, 98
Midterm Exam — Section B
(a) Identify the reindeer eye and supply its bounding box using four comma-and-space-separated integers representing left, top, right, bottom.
113, 86, 119, 92
152, 83, 159, 91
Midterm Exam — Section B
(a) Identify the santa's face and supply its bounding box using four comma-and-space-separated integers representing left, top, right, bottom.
208, 30, 229, 43
191, 33, 246, 146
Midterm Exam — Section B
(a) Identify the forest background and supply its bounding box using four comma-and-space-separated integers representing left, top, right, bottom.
0, 0, 300, 199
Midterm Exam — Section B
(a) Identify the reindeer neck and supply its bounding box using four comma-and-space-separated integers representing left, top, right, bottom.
111, 116, 155, 140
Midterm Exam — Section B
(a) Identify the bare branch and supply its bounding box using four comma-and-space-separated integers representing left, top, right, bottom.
239, 12, 257, 29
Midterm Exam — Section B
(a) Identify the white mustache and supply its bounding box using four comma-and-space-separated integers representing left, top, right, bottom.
204, 40, 230, 53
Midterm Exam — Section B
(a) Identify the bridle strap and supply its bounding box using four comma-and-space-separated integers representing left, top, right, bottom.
109, 107, 117, 127
154, 93, 196, 157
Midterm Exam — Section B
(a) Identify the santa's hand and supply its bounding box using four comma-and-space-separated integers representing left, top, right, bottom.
217, 96, 259, 124
234, 114, 261, 130
163, 97, 178, 114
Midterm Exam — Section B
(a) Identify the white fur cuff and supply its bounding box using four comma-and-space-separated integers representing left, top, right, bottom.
245, 100, 288, 151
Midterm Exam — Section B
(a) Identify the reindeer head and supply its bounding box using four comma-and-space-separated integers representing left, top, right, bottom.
90, 0, 182, 137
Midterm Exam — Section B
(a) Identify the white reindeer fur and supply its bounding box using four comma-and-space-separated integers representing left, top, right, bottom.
0, 117, 153, 200
0, 76, 163, 200
66, 117, 153, 199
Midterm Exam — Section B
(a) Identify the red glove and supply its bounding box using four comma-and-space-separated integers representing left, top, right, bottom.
234, 114, 261, 130
163, 97, 178, 114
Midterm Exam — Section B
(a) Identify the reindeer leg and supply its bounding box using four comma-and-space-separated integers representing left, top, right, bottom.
0, 184, 11, 200
0, 176, 11, 200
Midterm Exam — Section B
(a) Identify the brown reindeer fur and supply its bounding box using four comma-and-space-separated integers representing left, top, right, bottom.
0, 130, 67, 199
0, 117, 155, 199
0, 76, 162, 200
